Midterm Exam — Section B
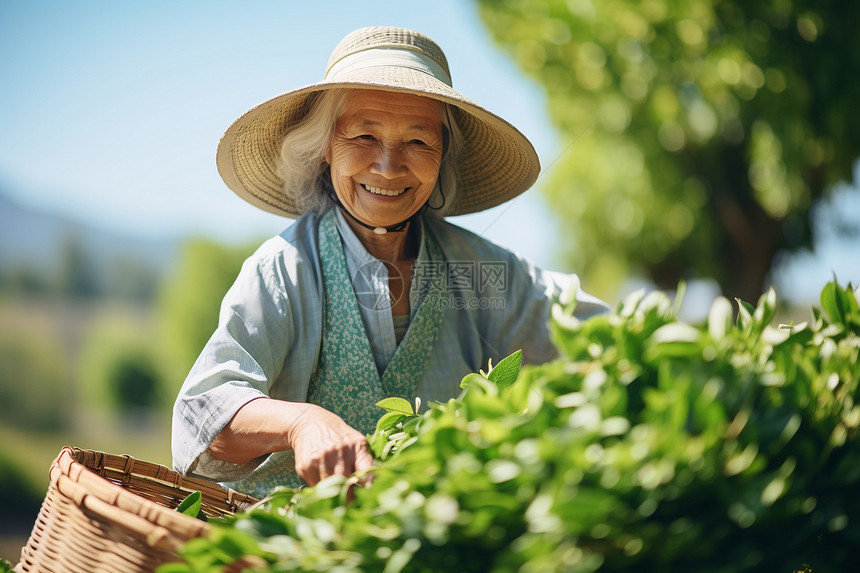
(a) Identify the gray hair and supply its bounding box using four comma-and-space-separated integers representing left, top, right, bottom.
276, 88, 463, 217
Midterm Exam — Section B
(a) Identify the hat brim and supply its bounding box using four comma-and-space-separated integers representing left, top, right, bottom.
216, 67, 541, 218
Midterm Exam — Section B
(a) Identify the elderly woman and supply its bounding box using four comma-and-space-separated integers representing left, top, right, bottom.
172, 26, 606, 499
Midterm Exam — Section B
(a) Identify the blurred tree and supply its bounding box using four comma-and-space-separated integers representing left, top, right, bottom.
57, 233, 101, 299
105, 256, 161, 303
0, 323, 69, 432
77, 310, 166, 416
111, 351, 161, 410
157, 239, 257, 390
478, 0, 860, 302
0, 265, 52, 296
0, 451, 44, 536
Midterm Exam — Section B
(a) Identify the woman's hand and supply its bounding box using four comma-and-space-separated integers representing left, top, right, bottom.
287, 404, 374, 485
208, 398, 373, 486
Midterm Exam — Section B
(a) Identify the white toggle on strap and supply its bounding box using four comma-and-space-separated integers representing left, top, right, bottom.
325, 47, 452, 86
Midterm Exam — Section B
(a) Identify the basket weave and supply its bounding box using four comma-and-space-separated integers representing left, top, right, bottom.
14, 446, 260, 572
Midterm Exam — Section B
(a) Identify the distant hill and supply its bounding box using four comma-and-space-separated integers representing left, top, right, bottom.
0, 189, 177, 299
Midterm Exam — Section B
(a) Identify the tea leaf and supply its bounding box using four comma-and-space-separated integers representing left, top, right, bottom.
175, 490, 206, 521
708, 296, 733, 341
378, 410, 408, 428
650, 322, 701, 344
820, 280, 837, 319
376, 397, 414, 415
736, 298, 755, 330
486, 349, 523, 391
753, 287, 777, 328
460, 372, 487, 390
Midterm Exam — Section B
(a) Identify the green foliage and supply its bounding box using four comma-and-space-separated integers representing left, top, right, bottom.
157, 238, 257, 386
369, 397, 420, 462
111, 353, 161, 411
478, 0, 860, 302
0, 450, 46, 531
163, 280, 859, 572
77, 311, 165, 414
0, 319, 69, 432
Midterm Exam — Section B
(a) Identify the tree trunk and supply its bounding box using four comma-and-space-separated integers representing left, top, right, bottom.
713, 191, 781, 304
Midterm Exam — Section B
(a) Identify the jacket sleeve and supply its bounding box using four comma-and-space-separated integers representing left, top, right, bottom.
171, 241, 294, 482
485, 250, 609, 366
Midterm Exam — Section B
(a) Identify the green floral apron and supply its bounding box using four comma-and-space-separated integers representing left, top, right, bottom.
229, 210, 445, 497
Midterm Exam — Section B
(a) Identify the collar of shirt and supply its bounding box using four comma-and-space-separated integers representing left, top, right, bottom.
332, 208, 431, 373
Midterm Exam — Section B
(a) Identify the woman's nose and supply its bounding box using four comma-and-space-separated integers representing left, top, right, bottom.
371, 145, 406, 177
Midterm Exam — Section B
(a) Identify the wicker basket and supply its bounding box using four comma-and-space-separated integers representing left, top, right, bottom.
14, 446, 260, 573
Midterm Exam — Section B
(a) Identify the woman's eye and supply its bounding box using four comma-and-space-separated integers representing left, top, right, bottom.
409, 139, 427, 146
357, 134, 375, 141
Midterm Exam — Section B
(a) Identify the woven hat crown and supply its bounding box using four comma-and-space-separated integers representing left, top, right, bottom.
326, 27, 451, 84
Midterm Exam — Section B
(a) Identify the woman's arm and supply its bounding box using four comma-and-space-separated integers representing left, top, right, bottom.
208, 397, 374, 486
173, 220, 324, 482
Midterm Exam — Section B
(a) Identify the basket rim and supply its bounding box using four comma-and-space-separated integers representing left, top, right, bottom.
51, 446, 259, 547
64, 446, 257, 515
14, 446, 261, 572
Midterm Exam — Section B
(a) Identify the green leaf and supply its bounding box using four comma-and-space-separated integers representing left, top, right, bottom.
753, 288, 776, 328
619, 288, 646, 316
820, 280, 840, 323
736, 298, 755, 330
175, 490, 206, 521
486, 349, 523, 391
644, 322, 703, 362
375, 411, 408, 432
236, 510, 290, 538
649, 322, 701, 344
376, 397, 414, 415
708, 296, 733, 341
845, 284, 860, 319
672, 280, 686, 318
208, 527, 266, 558
780, 325, 814, 347
383, 538, 422, 573
820, 279, 857, 325
460, 372, 487, 390
368, 427, 390, 457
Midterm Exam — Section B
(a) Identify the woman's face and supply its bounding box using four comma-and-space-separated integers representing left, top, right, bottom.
326, 90, 444, 228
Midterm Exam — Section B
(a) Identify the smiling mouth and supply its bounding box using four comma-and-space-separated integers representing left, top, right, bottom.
363, 184, 408, 197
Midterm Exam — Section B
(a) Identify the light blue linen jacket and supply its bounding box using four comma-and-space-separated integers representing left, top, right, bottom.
171, 208, 608, 483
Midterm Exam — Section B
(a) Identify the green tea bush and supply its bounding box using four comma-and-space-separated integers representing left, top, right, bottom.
163, 281, 859, 573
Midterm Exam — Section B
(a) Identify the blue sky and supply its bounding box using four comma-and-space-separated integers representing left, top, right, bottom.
0, 1, 559, 263
1, 1, 857, 305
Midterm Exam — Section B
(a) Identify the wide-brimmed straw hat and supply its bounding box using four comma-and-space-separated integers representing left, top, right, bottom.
216, 26, 541, 218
